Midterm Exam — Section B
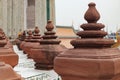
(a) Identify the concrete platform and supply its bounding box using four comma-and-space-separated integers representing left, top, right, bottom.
13, 45, 60, 80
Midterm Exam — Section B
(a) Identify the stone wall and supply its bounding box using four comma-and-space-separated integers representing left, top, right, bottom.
0, 0, 25, 38
0, 0, 55, 38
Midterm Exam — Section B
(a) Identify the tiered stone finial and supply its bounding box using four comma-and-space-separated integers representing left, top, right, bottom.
84, 2, 100, 23
54, 2, 120, 80
46, 20, 54, 31
40, 20, 61, 44
32, 26, 41, 39
15, 30, 26, 50
0, 28, 6, 39
20, 30, 33, 51
27, 30, 33, 38
25, 30, 33, 41
20, 31, 26, 41
0, 28, 7, 47
34, 26, 40, 35
32, 20, 66, 70
0, 28, 18, 67
71, 2, 114, 48
23, 27, 42, 58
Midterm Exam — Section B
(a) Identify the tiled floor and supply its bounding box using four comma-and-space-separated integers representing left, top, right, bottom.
13, 45, 60, 80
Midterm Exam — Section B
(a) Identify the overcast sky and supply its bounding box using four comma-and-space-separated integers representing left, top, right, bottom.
55, 0, 120, 33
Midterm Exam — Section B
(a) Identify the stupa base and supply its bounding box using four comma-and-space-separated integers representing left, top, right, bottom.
54, 48, 120, 80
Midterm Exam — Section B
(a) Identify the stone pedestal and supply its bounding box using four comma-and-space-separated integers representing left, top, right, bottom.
31, 21, 66, 70
54, 2, 120, 80
0, 28, 18, 67
0, 62, 23, 80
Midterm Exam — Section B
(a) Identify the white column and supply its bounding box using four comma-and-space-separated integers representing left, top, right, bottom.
0, 0, 26, 38
35, 0, 47, 35
7, 0, 12, 37
12, 0, 26, 38
19, 0, 26, 31
12, 0, 19, 38
24, 0, 27, 30
50, 0, 56, 25
0, 0, 7, 35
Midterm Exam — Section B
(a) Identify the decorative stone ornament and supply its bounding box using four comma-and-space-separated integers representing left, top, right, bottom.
20, 30, 33, 52
15, 31, 26, 50
32, 26, 41, 40
0, 28, 7, 47
54, 2, 120, 80
84, 2, 100, 23
0, 62, 23, 80
0, 28, 18, 67
23, 27, 41, 58
34, 27, 40, 35
31, 20, 66, 70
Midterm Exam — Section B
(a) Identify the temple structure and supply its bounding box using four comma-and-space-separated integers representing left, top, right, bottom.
0, 0, 55, 38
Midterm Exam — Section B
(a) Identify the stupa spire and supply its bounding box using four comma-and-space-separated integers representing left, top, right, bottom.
71, 2, 114, 48
54, 2, 120, 80
0, 28, 7, 47
40, 20, 61, 44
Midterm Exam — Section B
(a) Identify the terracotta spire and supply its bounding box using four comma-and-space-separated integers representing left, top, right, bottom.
0, 28, 7, 47
0, 28, 18, 67
34, 26, 40, 35
46, 20, 54, 31
20, 30, 26, 41
25, 30, 33, 42
21, 27, 41, 57
32, 20, 66, 70
0, 28, 6, 39
40, 20, 61, 44
84, 2, 100, 23
71, 2, 114, 48
32, 26, 41, 39
54, 3, 120, 80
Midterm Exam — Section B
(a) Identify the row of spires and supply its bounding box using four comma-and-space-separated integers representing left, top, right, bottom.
0, 2, 120, 80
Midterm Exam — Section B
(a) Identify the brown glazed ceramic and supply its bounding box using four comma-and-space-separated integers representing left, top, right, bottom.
0, 62, 23, 80
0, 28, 18, 67
54, 2, 120, 80
31, 20, 66, 70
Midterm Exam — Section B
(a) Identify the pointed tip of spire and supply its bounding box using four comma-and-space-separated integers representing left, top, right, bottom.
88, 2, 96, 6
84, 2, 100, 23
47, 20, 52, 23
27, 30, 33, 36
46, 20, 54, 31
34, 26, 40, 34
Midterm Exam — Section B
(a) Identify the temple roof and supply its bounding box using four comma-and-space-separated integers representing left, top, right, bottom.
56, 25, 77, 38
